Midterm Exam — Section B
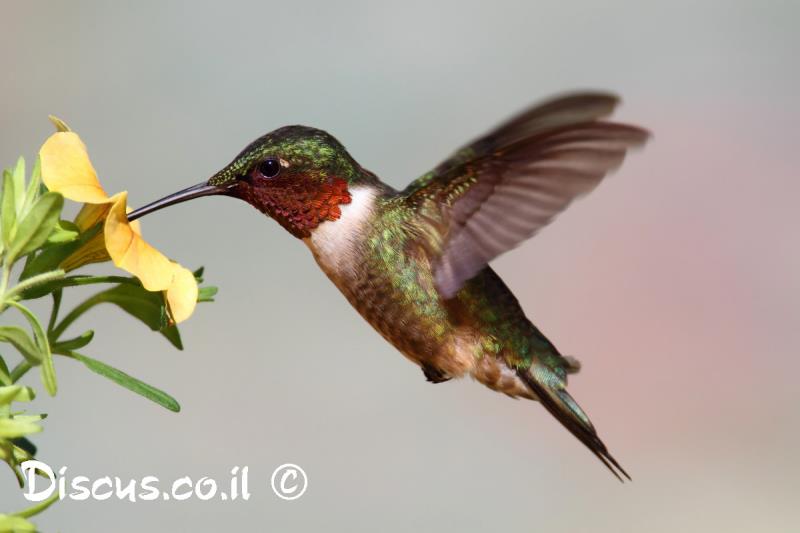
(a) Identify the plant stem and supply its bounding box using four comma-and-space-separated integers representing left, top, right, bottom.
47, 288, 62, 335
0, 360, 11, 386
3, 269, 65, 302
56, 275, 137, 288
12, 489, 59, 518
50, 293, 103, 341
0, 260, 11, 299
10, 360, 31, 382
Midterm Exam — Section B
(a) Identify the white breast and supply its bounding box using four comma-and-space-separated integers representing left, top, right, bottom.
305, 186, 377, 277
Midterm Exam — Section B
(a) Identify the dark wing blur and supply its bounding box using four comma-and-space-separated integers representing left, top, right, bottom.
402, 92, 648, 298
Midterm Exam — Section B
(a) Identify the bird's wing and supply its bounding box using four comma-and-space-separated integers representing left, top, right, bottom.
402, 92, 648, 298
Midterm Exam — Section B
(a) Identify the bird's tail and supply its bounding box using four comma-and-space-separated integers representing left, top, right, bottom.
517, 362, 630, 482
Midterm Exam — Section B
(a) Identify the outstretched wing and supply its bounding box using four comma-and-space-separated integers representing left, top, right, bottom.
403, 92, 648, 298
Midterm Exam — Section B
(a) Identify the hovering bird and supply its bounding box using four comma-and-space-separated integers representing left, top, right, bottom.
128, 92, 647, 480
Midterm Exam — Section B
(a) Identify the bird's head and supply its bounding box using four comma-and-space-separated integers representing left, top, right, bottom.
128, 126, 369, 238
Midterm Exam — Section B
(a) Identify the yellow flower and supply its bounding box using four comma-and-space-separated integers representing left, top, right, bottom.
38, 131, 198, 323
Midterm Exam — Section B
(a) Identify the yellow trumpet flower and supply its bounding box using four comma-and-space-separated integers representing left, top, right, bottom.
39, 131, 197, 323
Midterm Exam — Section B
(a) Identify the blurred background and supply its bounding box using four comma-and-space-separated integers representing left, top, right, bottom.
1, 1, 798, 531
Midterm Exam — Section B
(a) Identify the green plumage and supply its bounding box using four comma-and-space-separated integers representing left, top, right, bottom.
348, 192, 562, 372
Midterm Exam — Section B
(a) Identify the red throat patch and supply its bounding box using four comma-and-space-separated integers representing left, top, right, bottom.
240, 176, 352, 238
311, 177, 352, 223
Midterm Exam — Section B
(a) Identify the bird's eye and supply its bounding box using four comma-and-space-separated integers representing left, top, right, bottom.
257, 158, 281, 178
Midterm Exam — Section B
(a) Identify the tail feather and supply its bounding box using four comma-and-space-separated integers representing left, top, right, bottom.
517, 365, 630, 482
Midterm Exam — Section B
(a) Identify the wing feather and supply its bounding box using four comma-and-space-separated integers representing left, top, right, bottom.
403, 92, 648, 298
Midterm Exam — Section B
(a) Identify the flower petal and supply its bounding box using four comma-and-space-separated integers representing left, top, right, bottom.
39, 132, 110, 203
166, 265, 198, 323
60, 231, 111, 272
74, 202, 112, 232
39, 130, 200, 324
104, 192, 175, 291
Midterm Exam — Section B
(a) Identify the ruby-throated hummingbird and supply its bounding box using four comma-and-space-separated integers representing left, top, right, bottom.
128, 92, 647, 481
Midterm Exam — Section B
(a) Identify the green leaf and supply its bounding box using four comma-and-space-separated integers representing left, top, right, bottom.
41, 356, 57, 396
21, 157, 42, 217
0, 417, 43, 438
19, 240, 81, 284
70, 352, 180, 412
0, 169, 7, 208
0, 385, 35, 405
0, 327, 41, 365
7, 302, 56, 396
0, 514, 36, 532
7, 192, 64, 262
10, 436, 37, 457
53, 330, 93, 351
2, 170, 17, 249
11, 157, 26, 215
0, 438, 36, 474
91, 283, 183, 349
46, 220, 79, 245
11, 414, 46, 424
19, 223, 100, 283
198, 286, 218, 302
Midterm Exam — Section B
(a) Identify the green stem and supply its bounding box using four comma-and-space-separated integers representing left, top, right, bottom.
47, 288, 63, 335
31, 274, 139, 295
12, 489, 59, 518
50, 293, 103, 341
3, 269, 65, 302
0, 360, 11, 386
0, 259, 11, 298
10, 360, 31, 382
56, 275, 137, 288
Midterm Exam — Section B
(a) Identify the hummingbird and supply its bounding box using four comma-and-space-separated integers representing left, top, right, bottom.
128, 92, 648, 481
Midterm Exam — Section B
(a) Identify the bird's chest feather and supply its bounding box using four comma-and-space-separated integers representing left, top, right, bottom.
304, 185, 377, 282
305, 190, 473, 371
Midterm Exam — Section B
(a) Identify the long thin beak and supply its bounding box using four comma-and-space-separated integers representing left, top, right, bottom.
127, 182, 231, 222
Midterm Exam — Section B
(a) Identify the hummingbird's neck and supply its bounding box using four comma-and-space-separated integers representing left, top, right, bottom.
304, 182, 384, 279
